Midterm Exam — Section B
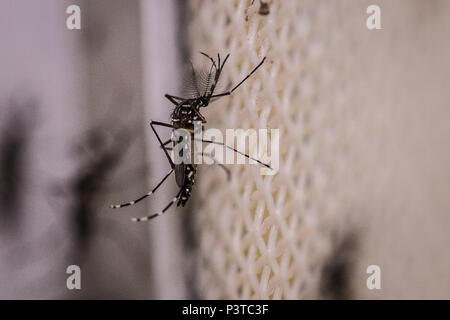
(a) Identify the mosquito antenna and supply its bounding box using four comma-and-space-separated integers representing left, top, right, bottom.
200, 52, 217, 70
203, 63, 215, 97
219, 54, 230, 72
211, 56, 265, 99
208, 53, 230, 98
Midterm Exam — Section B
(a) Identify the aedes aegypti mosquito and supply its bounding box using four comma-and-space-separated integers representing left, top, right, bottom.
110, 53, 270, 222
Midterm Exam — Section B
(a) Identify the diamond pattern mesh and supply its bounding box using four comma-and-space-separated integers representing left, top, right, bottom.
188, 0, 358, 299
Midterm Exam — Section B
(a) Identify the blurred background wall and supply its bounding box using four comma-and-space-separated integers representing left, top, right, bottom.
0, 0, 153, 299
0, 0, 88, 298
0, 0, 191, 299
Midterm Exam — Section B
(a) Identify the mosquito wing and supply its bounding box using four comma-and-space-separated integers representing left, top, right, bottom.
181, 63, 225, 99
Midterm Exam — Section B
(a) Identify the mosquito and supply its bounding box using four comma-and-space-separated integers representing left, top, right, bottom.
110, 53, 270, 222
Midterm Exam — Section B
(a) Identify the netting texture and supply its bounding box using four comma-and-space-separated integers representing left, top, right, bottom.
187, 0, 362, 299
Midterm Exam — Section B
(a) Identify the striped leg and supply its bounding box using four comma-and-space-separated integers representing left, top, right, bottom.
160, 138, 172, 151
150, 120, 175, 168
131, 189, 183, 222
110, 168, 174, 209
195, 139, 273, 170
164, 94, 186, 106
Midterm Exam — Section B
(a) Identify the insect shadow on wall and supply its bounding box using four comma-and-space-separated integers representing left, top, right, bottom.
110, 52, 271, 222
0, 98, 38, 232
319, 231, 359, 299
48, 122, 145, 267
5, 122, 147, 297
63, 125, 137, 263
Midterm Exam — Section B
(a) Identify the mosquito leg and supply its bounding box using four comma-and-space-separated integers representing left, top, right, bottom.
196, 138, 272, 170
159, 139, 173, 151
159, 131, 194, 151
165, 94, 185, 100
210, 57, 266, 99
131, 188, 183, 222
160, 139, 172, 151
199, 152, 231, 180
110, 168, 174, 209
150, 120, 175, 168
164, 94, 187, 106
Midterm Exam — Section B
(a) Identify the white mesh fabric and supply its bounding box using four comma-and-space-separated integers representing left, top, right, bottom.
188, 0, 450, 300
188, 0, 357, 299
